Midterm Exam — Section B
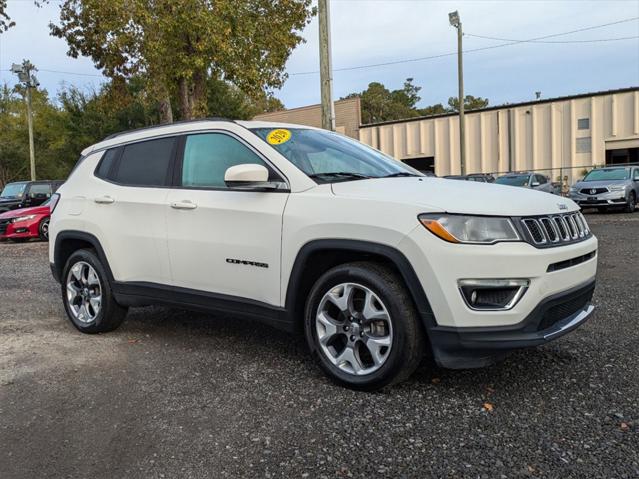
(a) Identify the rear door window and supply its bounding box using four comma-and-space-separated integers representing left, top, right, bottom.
113, 137, 176, 187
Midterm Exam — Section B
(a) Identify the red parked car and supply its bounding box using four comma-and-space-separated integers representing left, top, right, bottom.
0, 199, 52, 242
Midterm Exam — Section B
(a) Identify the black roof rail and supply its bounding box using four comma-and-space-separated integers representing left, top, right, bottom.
102, 117, 235, 141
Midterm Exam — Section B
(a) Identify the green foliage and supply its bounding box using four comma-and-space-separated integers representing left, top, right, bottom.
207, 77, 284, 120
345, 79, 490, 124
344, 78, 422, 124
447, 95, 490, 112
50, 0, 314, 120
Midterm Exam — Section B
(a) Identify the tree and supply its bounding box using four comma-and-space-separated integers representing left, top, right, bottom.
447, 95, 489, 112
50, 0, 314, 122
417, 104, 447, 116
207, 78, 284, 120
344, 78, 422, 124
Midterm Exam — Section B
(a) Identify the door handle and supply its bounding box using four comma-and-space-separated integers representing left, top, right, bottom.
94, 196, 115, 204
170, 201, 197, 210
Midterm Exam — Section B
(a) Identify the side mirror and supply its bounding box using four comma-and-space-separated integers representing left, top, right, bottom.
531, 181, 540, 187
224, 164, 280, 190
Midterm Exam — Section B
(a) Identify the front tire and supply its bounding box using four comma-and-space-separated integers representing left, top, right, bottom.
625, 192, 636, 213
61, 249, 128, 333
38, 217, 50, 241
304, 262, 425, 391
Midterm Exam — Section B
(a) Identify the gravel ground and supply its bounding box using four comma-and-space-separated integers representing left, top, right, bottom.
0, 211, 637, 478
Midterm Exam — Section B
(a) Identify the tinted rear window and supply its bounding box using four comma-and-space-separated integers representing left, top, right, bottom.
95, 148, 119, 180
113, 138, 175, 186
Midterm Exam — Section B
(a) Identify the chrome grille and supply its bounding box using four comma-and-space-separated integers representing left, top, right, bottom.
521, 212, 590, 246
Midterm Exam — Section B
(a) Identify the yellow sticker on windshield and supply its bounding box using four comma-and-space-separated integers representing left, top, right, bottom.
267, 129, 292, 145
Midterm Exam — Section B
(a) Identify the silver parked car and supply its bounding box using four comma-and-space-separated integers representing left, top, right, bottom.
569, 166, 639, 213
495, 172, 554, 194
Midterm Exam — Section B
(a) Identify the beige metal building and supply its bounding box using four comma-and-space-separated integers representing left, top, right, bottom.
254, 97, 361, 139
359, 87, 639, 182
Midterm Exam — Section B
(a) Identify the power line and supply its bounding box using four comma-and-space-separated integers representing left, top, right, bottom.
466, 34, 639, 44
288, 16, 639, 76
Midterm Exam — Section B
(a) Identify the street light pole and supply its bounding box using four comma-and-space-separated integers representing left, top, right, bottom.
449, 11, 465, 175
318, 0, 335, 131
11, 60, 38, 181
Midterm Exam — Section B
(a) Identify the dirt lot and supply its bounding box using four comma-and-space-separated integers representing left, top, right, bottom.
0, 212, 637, 478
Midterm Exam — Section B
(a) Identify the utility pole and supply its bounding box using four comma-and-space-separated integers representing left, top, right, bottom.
318, 0, 335, 131
449, 11, 465, 175
11, 60, 39, 181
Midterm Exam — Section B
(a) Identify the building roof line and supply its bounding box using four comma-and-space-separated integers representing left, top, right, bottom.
361, 86, 639, 128
255, 97, 359, 117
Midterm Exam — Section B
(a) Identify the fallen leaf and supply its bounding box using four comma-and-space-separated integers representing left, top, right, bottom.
485, 386, 495, 393
483, 402, 494, 412
127, 339, 140, 344
620, 422, 630, 432
431, 377, 441, 384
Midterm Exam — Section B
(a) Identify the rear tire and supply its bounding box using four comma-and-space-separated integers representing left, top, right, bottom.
61, 249, 128, 334
38, 217, 50, 241
624, 192, 636, 213
304, 262, 425, 391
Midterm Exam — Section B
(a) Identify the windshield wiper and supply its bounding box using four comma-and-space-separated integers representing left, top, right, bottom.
308, 172, 372, 180
381, 172, 419, 178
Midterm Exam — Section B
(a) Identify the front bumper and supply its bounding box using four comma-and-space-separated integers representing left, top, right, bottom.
398, 224, 598, 368
0, 218, 39, 240
427, 279, 595, 368
570, 191, 627, 207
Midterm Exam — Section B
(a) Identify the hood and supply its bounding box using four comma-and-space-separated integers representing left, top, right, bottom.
331, 177, 577, 216
574, 179, 627, 189
0, 196, 22, 204
0, 204, 49, 219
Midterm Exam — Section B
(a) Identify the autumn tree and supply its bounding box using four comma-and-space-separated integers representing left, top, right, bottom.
50, 0, 314, 122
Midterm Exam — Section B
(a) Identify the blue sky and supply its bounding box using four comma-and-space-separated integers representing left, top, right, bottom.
1, 0, 638, 110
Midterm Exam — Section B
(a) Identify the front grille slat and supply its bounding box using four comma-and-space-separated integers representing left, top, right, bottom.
579, 187, 608, 195
0, 219, 9, 235
521, 212, 591, 248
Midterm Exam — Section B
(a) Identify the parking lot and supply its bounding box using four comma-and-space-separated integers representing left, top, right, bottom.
0, 211, 637, 478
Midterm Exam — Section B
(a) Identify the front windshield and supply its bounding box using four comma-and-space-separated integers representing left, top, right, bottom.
251, 127, 421, 183
583, 168, 629, 182
496, 175, 530, 187
0, 182, 27, 198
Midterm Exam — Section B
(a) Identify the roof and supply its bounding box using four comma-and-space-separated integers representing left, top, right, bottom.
362, 86, 639, 128
81, 118, 320, 157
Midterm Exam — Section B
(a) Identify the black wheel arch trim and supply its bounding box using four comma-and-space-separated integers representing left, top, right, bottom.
284, 239, 437, 330
52, 230, 116, 284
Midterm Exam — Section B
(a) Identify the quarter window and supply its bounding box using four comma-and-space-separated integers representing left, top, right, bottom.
95, 148, 119, 180
181, 133, 269, 188
114, 138, 175, 187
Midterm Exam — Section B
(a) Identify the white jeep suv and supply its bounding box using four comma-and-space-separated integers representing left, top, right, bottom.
49, 119, 598, 390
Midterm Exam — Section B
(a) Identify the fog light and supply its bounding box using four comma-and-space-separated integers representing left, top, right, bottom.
458, 279, 529, 311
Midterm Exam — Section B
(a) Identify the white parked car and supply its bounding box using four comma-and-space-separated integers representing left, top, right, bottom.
49, 120, 598, 390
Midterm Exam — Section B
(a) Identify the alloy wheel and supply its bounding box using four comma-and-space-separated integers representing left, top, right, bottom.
41, 219, 49, 240
66, 261, 102, 323
315, 282, 393, 376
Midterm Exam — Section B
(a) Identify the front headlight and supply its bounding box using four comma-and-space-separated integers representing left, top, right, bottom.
608, 184, 625, 192
11, 214, 36, 223
569, 187, 577, 193
418, 214, 520, 244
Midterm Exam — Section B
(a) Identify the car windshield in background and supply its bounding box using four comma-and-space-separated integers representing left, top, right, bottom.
0, 182, 27, 198
496, 175, 529, 187
583, 168, 629, 182
251, 127, 421, 183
